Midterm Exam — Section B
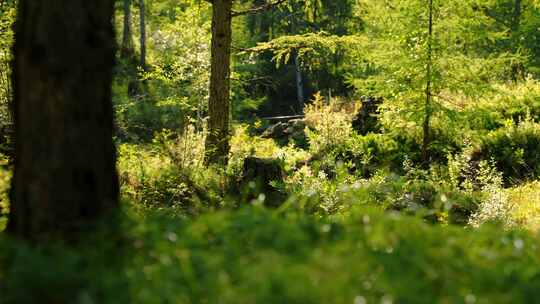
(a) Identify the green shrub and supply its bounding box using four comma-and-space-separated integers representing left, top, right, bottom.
463, 80, 540, 132
284, 160, 482, 224
117, 132, 224, 215
114, 93, 189, 142
304, 93, 359, 154
475, 119, 540, 184
508, 181, 540, 231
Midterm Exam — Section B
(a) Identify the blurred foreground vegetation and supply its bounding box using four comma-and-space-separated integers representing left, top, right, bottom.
2, 206, 540, 303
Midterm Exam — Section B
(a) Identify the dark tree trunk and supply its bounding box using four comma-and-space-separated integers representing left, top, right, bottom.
205, 0, 232, 165
294, 49, 305, 111
8, 0, 119, 240
121, 0, 135, 59
290, 12, 304, 112
139, 0, 146, 70
134, 0, 149, 98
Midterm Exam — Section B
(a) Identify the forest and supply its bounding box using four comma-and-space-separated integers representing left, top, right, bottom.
1, 0, 540, 302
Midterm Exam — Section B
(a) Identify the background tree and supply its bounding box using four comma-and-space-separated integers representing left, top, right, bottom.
8, 0, 119, 240
235, 0, 359, 117
204, 0, 286, 164
139, 0, 147, 69
121, 0, 135, 59
204, 0, 233, 164
475, 0, 540, 79
351, 0, 513, 163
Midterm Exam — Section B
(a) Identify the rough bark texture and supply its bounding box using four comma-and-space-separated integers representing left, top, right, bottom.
8, 0, 119, 239
205, 0, 232, 165
121, 0, 135, 59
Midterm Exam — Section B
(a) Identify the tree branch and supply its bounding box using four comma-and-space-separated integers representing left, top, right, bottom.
232, 0, 287, 18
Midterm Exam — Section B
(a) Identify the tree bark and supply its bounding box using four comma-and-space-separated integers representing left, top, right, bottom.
205, 0, 232, 165
8, 0, 119, 240
121, 0, 135, 59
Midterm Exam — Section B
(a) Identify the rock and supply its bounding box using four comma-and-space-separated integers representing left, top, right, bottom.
261, 121, 287, 138
261, 119, 307, 147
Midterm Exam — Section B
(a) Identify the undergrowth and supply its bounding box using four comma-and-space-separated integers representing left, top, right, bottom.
1, 206, 540, 304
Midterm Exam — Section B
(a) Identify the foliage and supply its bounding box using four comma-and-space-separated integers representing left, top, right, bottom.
117, 128, 223, 215
0, 2, 14, 119
229, 124, 310, 175
113, 0, 212, 141
247, 32, 367, 70
3, 0, 540, 302
475, 118, 540, 184
114, 85, 189, 141
460, 79, 540, 131
0, 1, 14, 154
468, 160, 514, 228
145, 2, 211, 121
0, 156, 10, 231
350, 0, 514, 159
303, 93, 359, 153
237, 0, 362, 114
2, 206, 540, 303
508, 181, 540, 231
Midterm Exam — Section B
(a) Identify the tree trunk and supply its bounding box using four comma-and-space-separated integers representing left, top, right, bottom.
422, 0, 433, 164
8, 0, 119, 240
121, 0, 135, 59
205, 0, 232, 165
139, 0, 146, 69
294, 49, 305, 111
290, 10, 304, 112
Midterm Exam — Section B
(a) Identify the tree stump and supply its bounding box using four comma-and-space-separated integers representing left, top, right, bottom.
239, 157, 286, 207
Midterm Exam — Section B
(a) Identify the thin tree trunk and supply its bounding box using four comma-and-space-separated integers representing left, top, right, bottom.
139, 0, 146, 70
8, 0, 119, 240
422, 0, 433, 164
290, 10, 304, 112
294, 49, 305, 111
205, 0, 232, 165
121, 0, 135, 59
